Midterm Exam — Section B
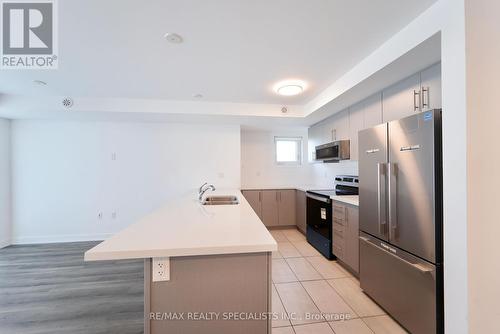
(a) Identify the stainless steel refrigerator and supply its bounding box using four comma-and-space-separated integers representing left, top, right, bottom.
358, 109, 443, 334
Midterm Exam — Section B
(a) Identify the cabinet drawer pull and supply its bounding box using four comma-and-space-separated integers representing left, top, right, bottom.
422, 87, 429, 109
413, 90, 421, 111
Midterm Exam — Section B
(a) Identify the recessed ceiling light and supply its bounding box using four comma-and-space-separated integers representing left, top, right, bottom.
33, 80, 47, 86
164, 32, 183, 44
274, 80, 307, 96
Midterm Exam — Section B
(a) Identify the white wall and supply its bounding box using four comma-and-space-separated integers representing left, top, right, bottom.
11, 121, 240, 244
241, 128, 313, 188
465, 0, 500, 331
0, 119, 11, 248
310, 161, 358, 188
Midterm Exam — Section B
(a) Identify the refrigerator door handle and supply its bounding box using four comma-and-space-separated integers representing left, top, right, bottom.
359, 236, 434, 274
388, 163, 398, 241
377, 163, 387, 235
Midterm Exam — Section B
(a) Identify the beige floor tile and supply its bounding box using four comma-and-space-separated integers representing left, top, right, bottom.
363, 315, 408, 334
301, 280, 358, 321
278, 242, 302, 258
327, 278, 385, 317
292, 240, 322, 257
306, 257, 352, 279
329, 318, 374, 334
350, 276, 360, 286
275, 282, 323, 326
282, 229, 306, 242
285, 257, 322, 281
273, 259, 298, 283
293, 322, 334, 334
270, 230, 288, 242
272, 251, 283, 259
272, 326, 295, 334
272, 284, 291, 328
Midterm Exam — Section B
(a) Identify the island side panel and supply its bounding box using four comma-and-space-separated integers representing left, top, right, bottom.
145, 252, 272, 334
144, 259, 151, 334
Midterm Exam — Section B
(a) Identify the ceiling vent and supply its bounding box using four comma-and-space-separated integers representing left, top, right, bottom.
62, 97, 74, 109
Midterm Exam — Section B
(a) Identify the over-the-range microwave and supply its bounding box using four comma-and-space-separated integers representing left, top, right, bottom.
315, 140, 350, 162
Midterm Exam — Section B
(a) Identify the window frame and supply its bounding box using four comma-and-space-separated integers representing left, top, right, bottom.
274, 136, 303, 166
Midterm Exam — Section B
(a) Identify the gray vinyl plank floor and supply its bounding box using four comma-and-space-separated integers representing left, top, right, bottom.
0, 242, 144, 334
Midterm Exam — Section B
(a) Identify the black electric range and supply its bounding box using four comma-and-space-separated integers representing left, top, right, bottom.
306, 175, 358, 259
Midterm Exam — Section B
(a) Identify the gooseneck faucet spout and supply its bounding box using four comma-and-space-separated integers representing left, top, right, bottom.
198, 183, 216, 201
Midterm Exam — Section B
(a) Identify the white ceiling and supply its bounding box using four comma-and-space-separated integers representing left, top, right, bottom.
0, 0, 437, 108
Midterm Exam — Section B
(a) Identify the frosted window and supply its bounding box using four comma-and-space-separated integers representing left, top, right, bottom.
275, 137, 302, 165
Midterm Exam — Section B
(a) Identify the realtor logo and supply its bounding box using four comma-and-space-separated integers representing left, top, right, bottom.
1, 0, 58, 69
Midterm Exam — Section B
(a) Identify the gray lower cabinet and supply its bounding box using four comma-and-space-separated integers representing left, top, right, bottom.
241, 190, 262, 219
242, 189, 296, 227
278, 190, 296, 226
145, 253, 272, 334
261, 191, 279, 227
295, 190, 306, 233
332, 201, 359, 274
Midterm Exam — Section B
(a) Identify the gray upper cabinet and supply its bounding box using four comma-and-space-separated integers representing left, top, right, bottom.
307, 63, 441, 161
382, 63, 442, 123
363, 93, 383, 129
308, 123, 322, 162
348, 93, 382, 161
382, 72, 421, 123
420, 63, 442, 111
326, 109, 349, 142
348, 102, 364, 161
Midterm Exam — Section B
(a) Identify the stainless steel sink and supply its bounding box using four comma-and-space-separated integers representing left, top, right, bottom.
201, 195, 239, 205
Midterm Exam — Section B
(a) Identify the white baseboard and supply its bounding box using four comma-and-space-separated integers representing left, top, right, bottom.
12, 233, 114, 245
0, 238, 11, 249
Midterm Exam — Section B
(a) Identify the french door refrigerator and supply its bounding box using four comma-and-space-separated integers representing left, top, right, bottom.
358, 109, 443, 334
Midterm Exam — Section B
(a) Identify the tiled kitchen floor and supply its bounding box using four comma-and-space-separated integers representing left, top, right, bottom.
269, 228, 408, 334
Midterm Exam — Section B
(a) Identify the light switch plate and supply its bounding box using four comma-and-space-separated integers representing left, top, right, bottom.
152, 257, 170, 282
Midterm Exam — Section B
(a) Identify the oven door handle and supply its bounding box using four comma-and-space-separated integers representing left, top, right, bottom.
306, 193, 331, 203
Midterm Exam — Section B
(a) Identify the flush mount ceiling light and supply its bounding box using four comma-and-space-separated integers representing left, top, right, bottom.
274, 80, 306, 96
164, 32, 183, 44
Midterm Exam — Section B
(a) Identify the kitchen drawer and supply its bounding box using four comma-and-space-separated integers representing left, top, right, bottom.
333, 217, 345, 226
333, 236, 345, 250
333, 223, 345, 239
333, 243, 345, 260
333, 204, 346, 220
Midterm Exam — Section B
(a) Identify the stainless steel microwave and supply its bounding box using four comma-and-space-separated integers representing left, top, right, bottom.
315, 140, 350, 162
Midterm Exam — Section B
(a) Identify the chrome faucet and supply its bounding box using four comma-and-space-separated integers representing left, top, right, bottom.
198, 182, 216, 201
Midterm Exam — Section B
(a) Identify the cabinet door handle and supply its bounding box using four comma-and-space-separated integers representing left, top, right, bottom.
413, 90, 421, 111
276, 192, 279, 201
259, 192, 261, 202
422, 87, 429, 109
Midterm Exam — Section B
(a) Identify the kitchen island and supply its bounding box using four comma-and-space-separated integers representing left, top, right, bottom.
85, 189, 277, 334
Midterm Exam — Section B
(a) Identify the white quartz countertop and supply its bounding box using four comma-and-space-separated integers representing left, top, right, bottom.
242, 185, 359, 206
242, 185, 324, 192
330, 195, 359, 207
84, 189, 278, 261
